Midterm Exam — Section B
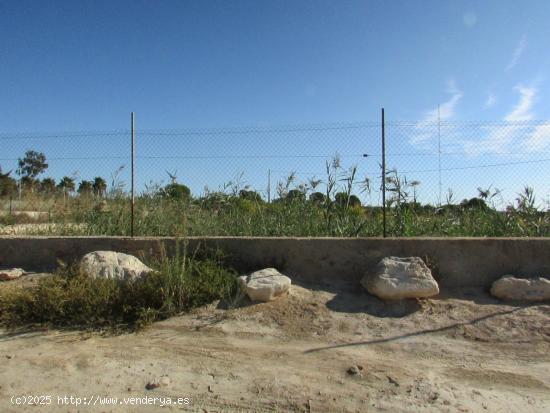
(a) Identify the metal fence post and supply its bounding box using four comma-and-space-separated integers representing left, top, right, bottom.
131, 112, 135, 237
267, 169, 271, 203
381, 108, 387, 238
438, 104, 442, 206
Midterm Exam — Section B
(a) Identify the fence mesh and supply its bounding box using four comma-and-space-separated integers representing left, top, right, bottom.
1, 119, 549, 236
383, 121, 550, 208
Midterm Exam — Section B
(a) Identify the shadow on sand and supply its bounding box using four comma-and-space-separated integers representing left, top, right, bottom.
303, 307, 529, 353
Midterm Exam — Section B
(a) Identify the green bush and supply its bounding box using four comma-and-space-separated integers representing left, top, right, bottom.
161, 183, 191, 201
239, 189, 262, 202
460, 197, 488, 210
309, 191, 327, 205
286, 189, 306, 202
334, 192, 361, 208
0, 249, 239, 330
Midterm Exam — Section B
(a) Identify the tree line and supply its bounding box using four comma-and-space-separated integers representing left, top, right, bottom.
0, 150, 107, 197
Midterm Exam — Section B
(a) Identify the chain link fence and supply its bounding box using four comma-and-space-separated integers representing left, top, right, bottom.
1, 117, 549, 236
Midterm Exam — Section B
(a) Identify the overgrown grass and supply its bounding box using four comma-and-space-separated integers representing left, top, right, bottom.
40, 189, 547, 237
0, 247, 240, 330
1, 164, 549, 237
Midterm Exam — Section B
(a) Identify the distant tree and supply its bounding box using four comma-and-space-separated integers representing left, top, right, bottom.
162, 183, 191, 200
16, 150, 48, 194
39, 178, 57, 195
309, 191, 327, 205
286, 189, 306, 202
78, 180, 94, 196
18, 150, 48, 179
239, 189, 262, 202
92, 177, 107, 197
0, 166, 17, 197
334, 192, 361, 208
460, 197, 488, 210
57, 176, 75, 196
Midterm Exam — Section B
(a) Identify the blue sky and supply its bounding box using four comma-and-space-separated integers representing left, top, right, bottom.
1, 0, 549, 205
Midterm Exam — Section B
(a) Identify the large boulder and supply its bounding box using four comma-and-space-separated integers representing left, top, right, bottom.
361, 257, 439, 300
0, 268, 25, 281
239, 268, 291, 302
80, 251, 153, 282
490, 276, 550, 302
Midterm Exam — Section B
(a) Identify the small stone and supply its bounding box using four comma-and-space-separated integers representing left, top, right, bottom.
145, 381, 160, 390
208, 385, 214, 393
0, 268, 25, 281
387, 375, 400, 386
145, 375, 170, 390
159, 376, 171, 386
347, 366, 362, 376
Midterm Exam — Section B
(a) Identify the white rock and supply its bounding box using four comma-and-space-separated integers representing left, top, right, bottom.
80, 251, 153, 282
0, 268, 25, 281
159, 376, 171, 386
490, 276, 550, 302
361, 257, 439, 300
239, 268, 291, 302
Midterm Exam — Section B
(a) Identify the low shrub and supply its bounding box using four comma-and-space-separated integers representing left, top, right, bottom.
0, 248, 239, 330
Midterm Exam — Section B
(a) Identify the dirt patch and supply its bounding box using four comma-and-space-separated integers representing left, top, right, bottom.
230, 286, 334, 337
1, 281, 549, 412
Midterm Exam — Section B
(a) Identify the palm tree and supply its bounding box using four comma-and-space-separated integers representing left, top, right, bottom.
78, 180, 93, 196
0, 166, 16, 197
57, 176, 75, 197
92, 177, 107, 198
40, 178, 56, 195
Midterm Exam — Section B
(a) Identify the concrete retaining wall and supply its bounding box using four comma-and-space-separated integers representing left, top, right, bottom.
0, 236, 549, 288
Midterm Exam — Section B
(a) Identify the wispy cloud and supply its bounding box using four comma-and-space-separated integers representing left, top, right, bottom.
504, 85, 536, 121
439, 79, 463, 119
484, 93, 497, 109
464, 123, 526, 155
523, 124, 550, 152
465, 85, 538, 155
506, 35, 527, 71
422, 79, 463, 123
409, 79, 545, 156
410, 80, 463, 145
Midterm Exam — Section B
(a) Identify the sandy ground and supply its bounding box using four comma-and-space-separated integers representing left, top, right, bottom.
0, 276, 549, 413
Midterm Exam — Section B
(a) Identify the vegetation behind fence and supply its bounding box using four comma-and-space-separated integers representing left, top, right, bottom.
1, 119, 549, 237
